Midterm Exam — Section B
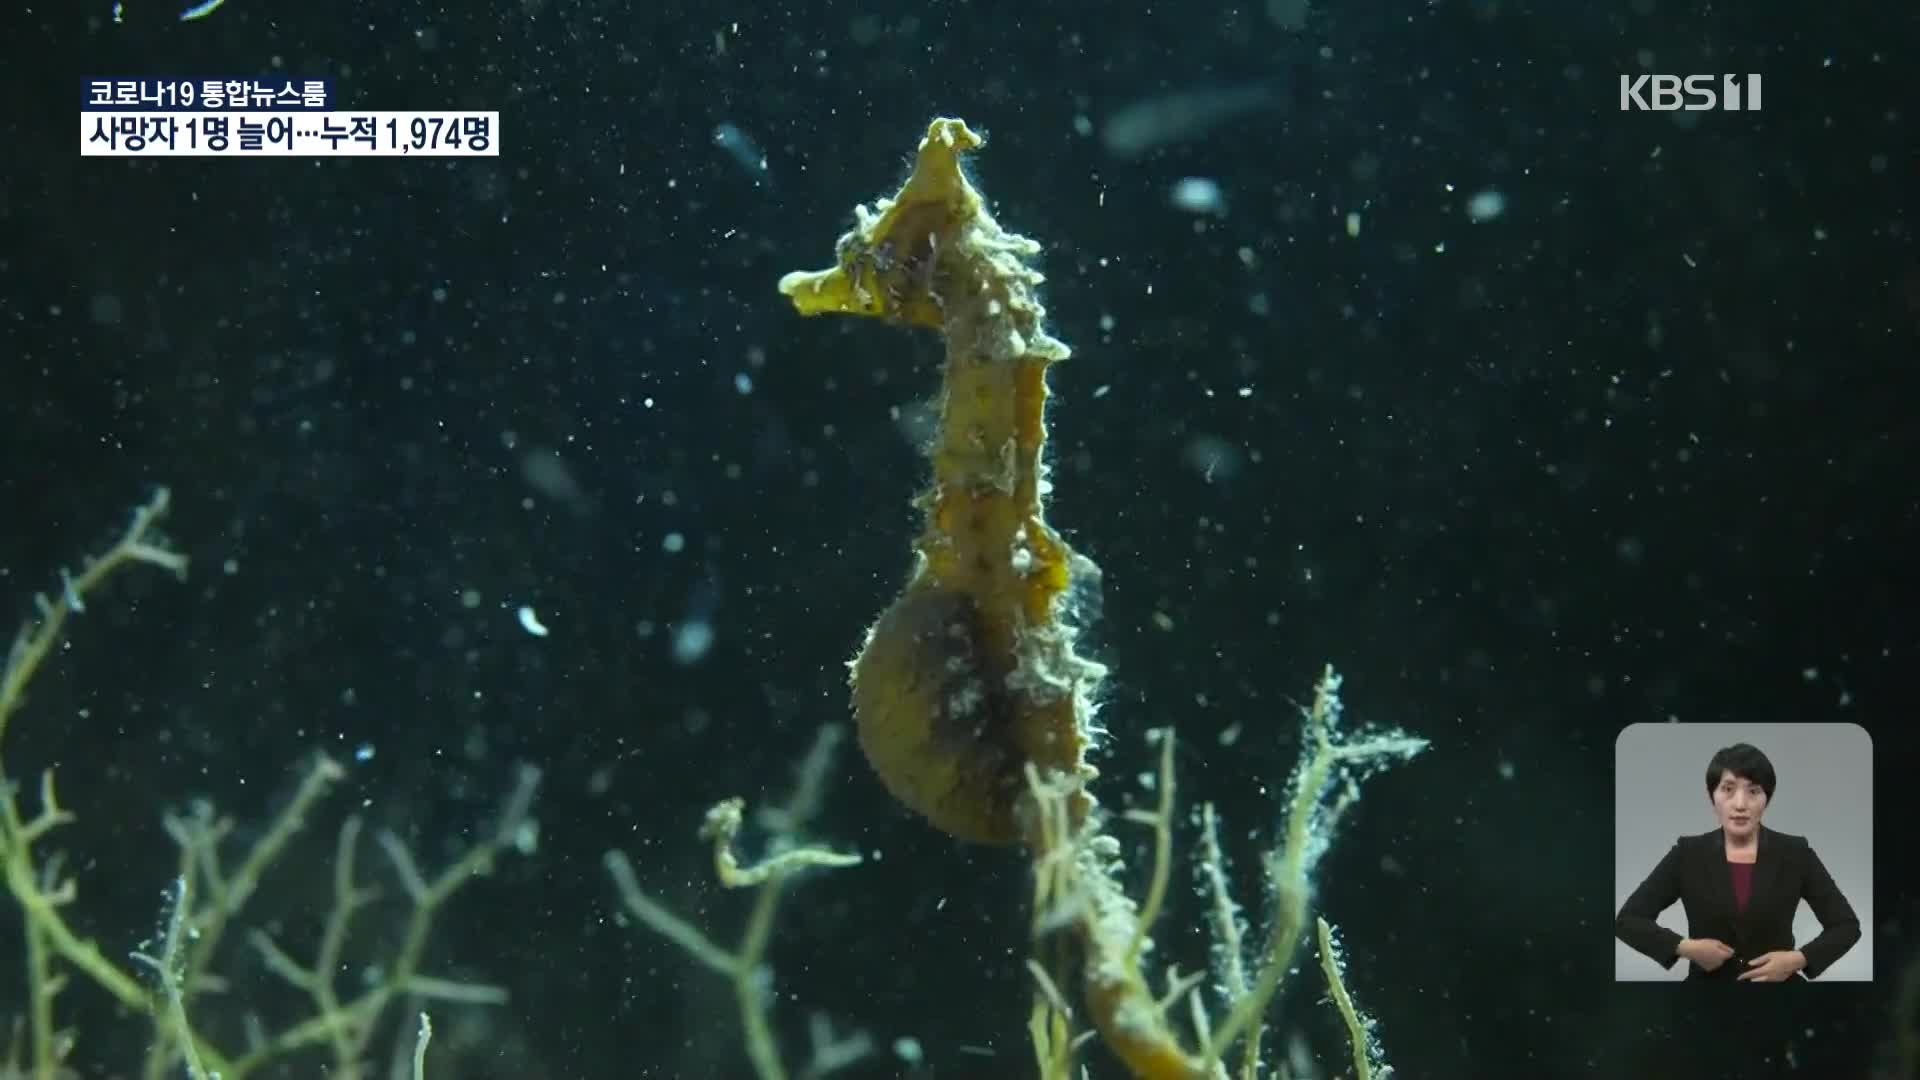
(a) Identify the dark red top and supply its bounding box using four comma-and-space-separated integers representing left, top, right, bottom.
1729, 860, 1756, 912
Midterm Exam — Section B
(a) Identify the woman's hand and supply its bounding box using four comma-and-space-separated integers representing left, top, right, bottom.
1736, 950, 1808, 982
1678, 937, 1734, 971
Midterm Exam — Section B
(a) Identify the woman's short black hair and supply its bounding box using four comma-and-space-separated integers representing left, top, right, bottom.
1705, 743, 1777, 802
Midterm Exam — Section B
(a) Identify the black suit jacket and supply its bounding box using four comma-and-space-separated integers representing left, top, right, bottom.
1614, 825, 1860, 981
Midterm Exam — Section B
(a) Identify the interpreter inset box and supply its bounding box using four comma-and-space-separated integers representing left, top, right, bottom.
1612, 722, 1872, 982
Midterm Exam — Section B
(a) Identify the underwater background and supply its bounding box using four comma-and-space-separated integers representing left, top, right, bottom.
1, 0, 1913, 1077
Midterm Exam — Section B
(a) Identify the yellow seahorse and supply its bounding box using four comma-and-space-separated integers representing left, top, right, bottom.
778, 117, 1106, 847
781, 118, 1231, 1080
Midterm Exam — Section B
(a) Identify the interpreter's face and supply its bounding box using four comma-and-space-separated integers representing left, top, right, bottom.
1711, 771, 1768, 840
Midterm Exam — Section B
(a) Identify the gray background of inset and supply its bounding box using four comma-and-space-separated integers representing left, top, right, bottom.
1613, 722, 1873, 982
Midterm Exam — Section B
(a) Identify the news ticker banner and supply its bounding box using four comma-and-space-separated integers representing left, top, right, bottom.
81, 77, 499, 157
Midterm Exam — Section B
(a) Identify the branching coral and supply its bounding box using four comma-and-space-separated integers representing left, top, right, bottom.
1, 489, 536, 1080
1020, 672, 1422, 1079
605, 724, 870, 1080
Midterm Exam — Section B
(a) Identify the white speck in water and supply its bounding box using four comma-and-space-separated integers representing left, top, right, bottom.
671, 619, 713, 665
513, 820, 540, 855
517, 605, 550, 637
713, 122, 770, 184
1169, 176, 1226, 215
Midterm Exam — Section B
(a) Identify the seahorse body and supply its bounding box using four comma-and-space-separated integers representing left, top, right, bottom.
778, 119, 1104, 845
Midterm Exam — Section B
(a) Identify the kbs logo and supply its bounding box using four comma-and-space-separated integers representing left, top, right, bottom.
1619, 74, 1762, 111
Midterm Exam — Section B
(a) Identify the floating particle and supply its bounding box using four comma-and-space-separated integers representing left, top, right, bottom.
354, 742, 376, 763
1102, 85, 1281, 159
178, 0, 227, 19
1466, 189, 1507, 222
671, 619, 714, 665
1184, 433, 1242, 481
512, 819, 540, 855
1169, 176, 1226, 215
517, 605, 550, 637
713, 122, 770, 185
1345, 211, 1362, 238
520, 447, 583, 504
